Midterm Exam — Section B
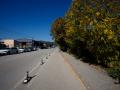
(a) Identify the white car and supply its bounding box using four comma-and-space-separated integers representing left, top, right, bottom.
0, 47, 20, 55
8, 47, 19, 54
18, 48, 24, 53
0, 49, 9, 55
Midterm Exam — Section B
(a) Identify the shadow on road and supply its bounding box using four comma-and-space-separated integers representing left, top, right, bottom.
23, 75, 37, 84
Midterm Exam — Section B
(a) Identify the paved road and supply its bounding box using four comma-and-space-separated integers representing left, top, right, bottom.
0, 49, 55, 90
15, 49, 87, 90
1, 48, 119, 90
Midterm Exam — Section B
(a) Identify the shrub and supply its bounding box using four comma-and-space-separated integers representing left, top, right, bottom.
107, 67, 120, 83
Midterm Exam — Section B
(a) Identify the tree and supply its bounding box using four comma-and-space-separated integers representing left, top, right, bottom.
51, 17, 67, 51
51, 0, 120, 67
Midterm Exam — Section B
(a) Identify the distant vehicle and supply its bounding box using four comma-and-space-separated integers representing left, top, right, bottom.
30, 47, 37, 51
24, 48, 31, 52
17, 48, 24, 53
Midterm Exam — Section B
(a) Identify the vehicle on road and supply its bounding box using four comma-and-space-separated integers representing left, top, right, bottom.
7, 47, 19, 54
0, 49, 9, 55
30, 47, 37, 51
24, 48, 31, 52
17, 48, 24, 53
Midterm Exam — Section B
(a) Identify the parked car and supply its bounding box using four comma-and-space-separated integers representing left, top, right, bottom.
8, 47, 19, 54
30, 47, 37, 51
0, 47, 19, 55
0, 49, 9, 55
24, 48, 31, 52
17, 48, 24, 53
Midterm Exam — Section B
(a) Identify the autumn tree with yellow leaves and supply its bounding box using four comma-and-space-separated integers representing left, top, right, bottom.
51, 17, 68, 51
51, 0, 120, 82
51, 0, 120, 66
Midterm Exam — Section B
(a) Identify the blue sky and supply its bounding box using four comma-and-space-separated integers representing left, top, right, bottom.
0, 0, 72, 41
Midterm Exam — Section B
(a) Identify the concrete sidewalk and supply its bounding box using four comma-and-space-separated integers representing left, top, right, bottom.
61, 52, 120, 90
15, 49, 87, 90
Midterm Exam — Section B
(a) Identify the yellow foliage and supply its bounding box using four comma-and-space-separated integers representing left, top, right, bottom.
90, 21, 93, 25
96, 12, 100, 16
96, 23, 106, 29
65, 26, 74, 37
85, 16, 88, 19
104, 29, 108, 34
107, 30, 114, 40
108, 35, 113, 40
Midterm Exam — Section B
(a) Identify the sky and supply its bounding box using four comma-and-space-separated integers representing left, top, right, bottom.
0, 0, 72, 41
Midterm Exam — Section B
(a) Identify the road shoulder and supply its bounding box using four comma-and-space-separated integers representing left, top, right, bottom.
61, 51, 120, 90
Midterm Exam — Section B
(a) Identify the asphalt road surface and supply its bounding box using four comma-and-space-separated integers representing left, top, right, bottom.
15, 48, 87, 90
0, 49, 54, 90
0, 48, 119, 90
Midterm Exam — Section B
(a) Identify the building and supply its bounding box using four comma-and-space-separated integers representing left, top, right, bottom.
1, 38, 54, 49
2, 39, 19, 48
16, 38, 35, 48
16, 39, 53, 49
